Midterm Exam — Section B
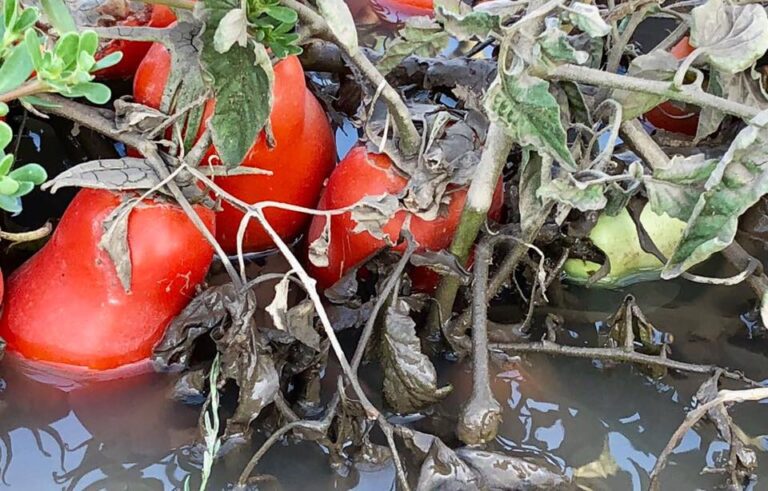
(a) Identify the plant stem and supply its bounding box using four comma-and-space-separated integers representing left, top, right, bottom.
0, 80, 49, 104
541, 64, 761, 121
281, 0, 421, 156
427, 123, 512, 337
135, 0, 195, 9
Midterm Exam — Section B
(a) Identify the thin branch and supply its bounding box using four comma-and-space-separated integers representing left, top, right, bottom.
0, 80, 49, 104
648, 387, 768, 490
542, 64, 761, 121
282, 0, 420, 156
490, 342, 761, 386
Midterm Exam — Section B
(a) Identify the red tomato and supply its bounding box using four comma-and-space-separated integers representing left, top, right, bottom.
306, 147, 504, 290
644, 37, 699, 136
95, 5, 176, 80
0, 188, 215, 370
368, 0, 433, 22
133, 44, 336, 254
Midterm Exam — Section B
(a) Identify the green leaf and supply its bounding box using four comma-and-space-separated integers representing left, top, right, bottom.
0, 103, 7, 116
0, 42, 33, 94
24, 30, 44, 70
645, 154, 718, 222
663, 111, 768, 278
689, 0, 768, 74
8, 180, 33, 198
201, 26, 273, 166
0, 176, 20, 195
377, 17, 450, 75
54, 32, 80, 66
0, 121, 11, 150
613, 51, 678, 120
0, 154, 14, 176
264, 5, 298, 23
92, 51, 123, 71
40, 0, 77, 33
10, 163, 47, 184
13, 8, 38, 33
0, 194, 22, 214
485, 65, 577, 170
536, 174, 607, 211
68, 82, 111, 104
78, 30, 99, 56
4, 0, 17, 31
316, 0, 358, 53
564, 3, 610, 38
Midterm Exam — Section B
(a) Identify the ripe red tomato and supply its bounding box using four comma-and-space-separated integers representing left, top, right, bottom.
368, 0, 433, 21
306, 147, 504, 290
644, 37, 699, 136
0, 188, 215, 370
95, 5, 176, 80
133, 44, 336, 254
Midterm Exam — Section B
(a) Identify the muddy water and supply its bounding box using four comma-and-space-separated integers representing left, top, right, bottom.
0, 253, 766, 489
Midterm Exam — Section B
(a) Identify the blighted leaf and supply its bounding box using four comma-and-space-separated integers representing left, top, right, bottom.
456, 448, 571, 489
377, 17, 450, 75
435, 6, 500, 41
645, 153, 718, 221
99, 199, 135, 292
538, 21, 588, 65
213, 7, 248, 53
350, 194, 401, 243
223, 350, 279, 437
698, 69, 768, 141
416, 438, 482, 490
380, 301, 451, 413
689, 0, 768, 74
266, 274, 291, 331
485, 66, 576, 170
519, 151, 548, 236
564, 3, 610, 38
537, 174, 607, 212
614, 51, 678, 120
410, 250, 470, 282
285, 299, 321, 351
317, 0, 358, 53
41, 158, 164, 194
664, 111, 768, 278
308, 218, 330, 268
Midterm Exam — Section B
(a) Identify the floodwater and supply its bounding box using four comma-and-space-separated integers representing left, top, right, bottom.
0, 9, 766, 491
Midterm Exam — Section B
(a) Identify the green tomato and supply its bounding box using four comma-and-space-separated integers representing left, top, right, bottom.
563, 206, 686, 288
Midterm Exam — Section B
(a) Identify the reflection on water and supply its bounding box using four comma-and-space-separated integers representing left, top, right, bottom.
0, 271, 766, 489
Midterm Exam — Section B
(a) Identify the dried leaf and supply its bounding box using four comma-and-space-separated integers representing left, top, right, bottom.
317, 0, 358, 53
380, 301, 452, 413
689, 0, 768, 74
564, 2, 610, 38
409, 250, 470, 282
351, 194, 401, 243
456, 448, 571, 489
436, 5, 500, 41
697, 69, 768, 141
538, 21, 589, 65
213, 7, 248, 53
266, 274, 291, 331
664, 111, 768, 278
537, 174, 607, 212
308, 217, 331, 268
99, 199, 135, 293
645, 153, 718, 221
42, 158, 164, 194
377, 17, 450, 75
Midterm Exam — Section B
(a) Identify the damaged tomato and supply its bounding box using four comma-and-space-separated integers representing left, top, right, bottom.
133, 44, 336, 254
644, 37, 699, 136
95, 5, 176, 80
306, 147, 504, 290
0, 188, 215, 370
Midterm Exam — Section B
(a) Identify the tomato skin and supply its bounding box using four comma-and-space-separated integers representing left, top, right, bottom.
369, 0, 433, 21
95, 5, 176, 80
133, 45, 336, 254
306, 147, 504, 290
0, 188, 215, 370
644, 37, 699, 135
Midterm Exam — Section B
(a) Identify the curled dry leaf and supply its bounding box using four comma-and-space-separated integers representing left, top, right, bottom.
380, 300, 452, 413
42, 158, 166, 194
99, 198, 135, 293
316, 0, 358, 53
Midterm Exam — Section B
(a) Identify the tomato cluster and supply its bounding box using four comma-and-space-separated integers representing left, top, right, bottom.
0, 3, 505, 371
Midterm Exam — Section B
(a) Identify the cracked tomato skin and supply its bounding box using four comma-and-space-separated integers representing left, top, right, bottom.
133, 44, 336, 254
95, 5, 176, 80
644, 37, 699, 136
307, 146, 504, 290
0, 188, 215, 370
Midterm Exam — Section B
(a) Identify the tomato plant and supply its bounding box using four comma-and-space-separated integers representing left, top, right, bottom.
133, 43, 336, 254
306, 147, 504, 290
0, 188, 215, 370
644, 37, 699, 135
